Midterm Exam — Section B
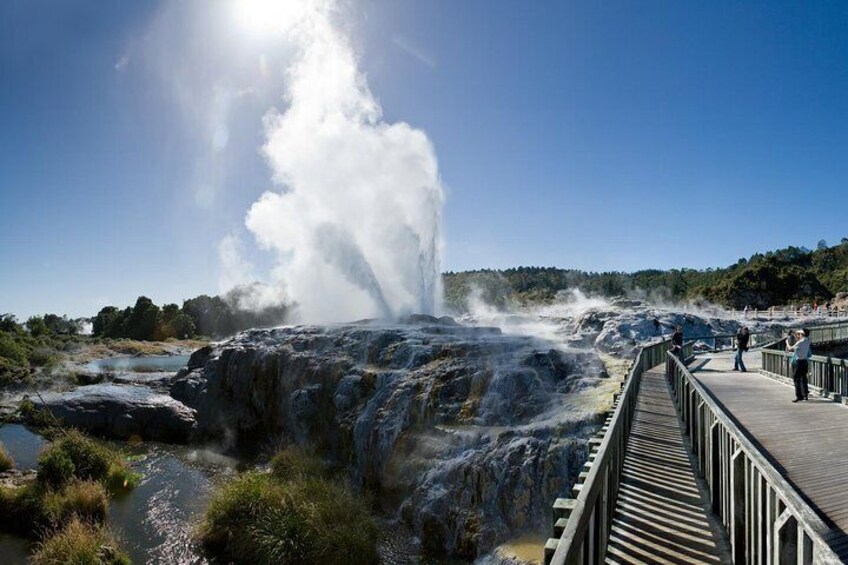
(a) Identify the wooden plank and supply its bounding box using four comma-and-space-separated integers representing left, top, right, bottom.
691, 352, 848, 558
605, 368, 731, 564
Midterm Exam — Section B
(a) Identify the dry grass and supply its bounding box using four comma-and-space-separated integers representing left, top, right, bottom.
41, 480, 108, 526
0, 442, 14, 472
31, 517, 130, 565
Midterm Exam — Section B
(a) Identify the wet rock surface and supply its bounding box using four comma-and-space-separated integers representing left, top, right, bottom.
170, 320, 605, 558
31, 384, 196, 442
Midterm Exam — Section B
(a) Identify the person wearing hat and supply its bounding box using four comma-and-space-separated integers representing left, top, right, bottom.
787, 329, 811, 402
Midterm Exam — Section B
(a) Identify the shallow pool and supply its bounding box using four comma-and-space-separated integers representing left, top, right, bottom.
85, 354, 190, 374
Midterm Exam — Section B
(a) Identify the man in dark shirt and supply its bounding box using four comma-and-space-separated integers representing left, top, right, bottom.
671, 325, 683, 357
734, 326, 750, 372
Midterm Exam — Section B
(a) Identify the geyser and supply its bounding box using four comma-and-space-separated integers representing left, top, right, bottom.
244, 0, 444, 323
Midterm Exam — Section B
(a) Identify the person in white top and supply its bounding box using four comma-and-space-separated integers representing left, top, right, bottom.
787, 330, 811, 402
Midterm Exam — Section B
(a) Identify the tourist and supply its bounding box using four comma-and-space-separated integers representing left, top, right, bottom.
734, 326, 750, 372
786, 329, 797, 348
787, 329, 811, 402
671, 325, 683, 358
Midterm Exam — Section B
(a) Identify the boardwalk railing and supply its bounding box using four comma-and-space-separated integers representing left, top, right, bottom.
689, 329, 785, 353
761, 321, 848, 402
728, 308, 848, 320
544, 339, 693, 564
667, 354, 843, 564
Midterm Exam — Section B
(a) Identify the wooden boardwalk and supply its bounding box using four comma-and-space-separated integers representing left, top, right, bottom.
691, 352, 848, 557
606, 366, 731, 564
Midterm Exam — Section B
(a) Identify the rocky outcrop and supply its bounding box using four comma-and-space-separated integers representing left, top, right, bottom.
31, 385, 196, 442
170, 319, 606, 558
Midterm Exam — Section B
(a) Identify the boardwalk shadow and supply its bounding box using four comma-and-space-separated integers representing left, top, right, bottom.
607, 369, 730, 564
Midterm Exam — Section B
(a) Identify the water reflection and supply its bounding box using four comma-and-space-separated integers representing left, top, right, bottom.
0, 424, 46, 470
109, 443, 237, 565
86, 355, 190, 374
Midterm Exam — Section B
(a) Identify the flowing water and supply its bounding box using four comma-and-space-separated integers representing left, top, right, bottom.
0, 423, 234, 564
109, 442, 238, 564
0, 423, 476, 564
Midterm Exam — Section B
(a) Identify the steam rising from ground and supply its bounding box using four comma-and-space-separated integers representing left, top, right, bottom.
244, 0, 444, 323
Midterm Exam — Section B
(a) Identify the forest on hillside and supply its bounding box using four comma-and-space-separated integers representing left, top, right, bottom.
444, 238, 848, 312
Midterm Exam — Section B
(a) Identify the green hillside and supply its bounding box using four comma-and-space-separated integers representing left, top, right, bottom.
444, 238, 848, 312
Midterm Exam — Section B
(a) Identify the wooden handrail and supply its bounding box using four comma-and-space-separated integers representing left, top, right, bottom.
667, 354, 843, 563
545, 338, 693, 564
760, 320, 848, 400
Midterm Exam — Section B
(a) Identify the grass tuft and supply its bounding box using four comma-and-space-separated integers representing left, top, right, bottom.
269, 446, 328, 482
198, 449, 378, 565
31, 517, 130, 565
0, 441, 14, 472
41, 480, 108, 526
37, 430, 140, 493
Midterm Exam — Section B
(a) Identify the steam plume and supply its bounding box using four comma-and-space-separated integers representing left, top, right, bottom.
244, 0, 444, 323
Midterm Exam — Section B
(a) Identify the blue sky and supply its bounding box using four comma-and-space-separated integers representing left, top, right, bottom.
2, 0, 847, 318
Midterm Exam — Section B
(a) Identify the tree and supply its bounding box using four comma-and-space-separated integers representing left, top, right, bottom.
0, 314, 21, 334
26, 316, 49, 337
818, 239, 829, 251
125, 297, 160, 341
92, 307, 121, 338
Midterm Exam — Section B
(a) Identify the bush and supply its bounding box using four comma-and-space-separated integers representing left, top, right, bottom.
0, 483, 44, 534
198, 468, 378, 565
0, 442, 14, 472
37, 430, 140, 493
31, 517, 130, 565
0, 479, 109, 538
38, 448, 75, 488
41, 480, 108, 526
269, 446, 328, 482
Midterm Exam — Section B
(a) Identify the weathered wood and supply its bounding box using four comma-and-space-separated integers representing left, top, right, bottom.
671, 351, 848, 563
605, 367, 730, 564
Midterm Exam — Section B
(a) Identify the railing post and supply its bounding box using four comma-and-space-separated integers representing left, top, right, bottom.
731, 449, 747, 563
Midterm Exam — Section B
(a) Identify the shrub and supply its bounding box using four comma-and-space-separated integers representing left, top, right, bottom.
37, 447, 76, 488
0, 483, 44, 534
41, 480, 108, 526
0, 442, 14, 472
29, 346, 58, 367
269, 446, 328, 482
37, 430, 139, 493
198, 469, 378, 565
31, 517, 130, 565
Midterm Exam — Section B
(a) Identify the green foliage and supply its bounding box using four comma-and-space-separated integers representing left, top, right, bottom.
0, 482, 45, 534
443, 239, 848, 310
0, 442, 14, 472
0, 331, 29, 367
38, 448, 76, 488
199, 450, 378, 565
31, 517, 130, 565
41, 480, 108, 526
27, 316, 50, 337
37, 430, 140, 494
269, 447, 329, 482
92, 287, 288, 341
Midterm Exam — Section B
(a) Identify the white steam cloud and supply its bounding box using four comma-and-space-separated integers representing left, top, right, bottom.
243, 0, 444, 323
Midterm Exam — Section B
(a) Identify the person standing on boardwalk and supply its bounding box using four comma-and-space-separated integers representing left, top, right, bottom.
787, 329, 811, 402
671, 325, 684, 358
786, 329, 797, 348
734, 326, 750, 372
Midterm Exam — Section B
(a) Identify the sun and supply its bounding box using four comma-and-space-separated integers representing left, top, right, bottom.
233, 0, 309, 37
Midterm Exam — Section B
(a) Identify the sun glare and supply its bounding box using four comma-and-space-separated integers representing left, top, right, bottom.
233, 0, 308, 36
